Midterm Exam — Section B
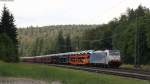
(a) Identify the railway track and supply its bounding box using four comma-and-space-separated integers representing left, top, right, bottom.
49, 64, 150, 80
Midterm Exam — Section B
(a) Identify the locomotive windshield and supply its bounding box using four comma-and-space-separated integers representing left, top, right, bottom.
109, 50, 120, 56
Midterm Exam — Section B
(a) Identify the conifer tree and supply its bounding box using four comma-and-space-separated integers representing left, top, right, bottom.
65, 35, 72, 52
0, 6, 19, 62
56, 31, 65, 53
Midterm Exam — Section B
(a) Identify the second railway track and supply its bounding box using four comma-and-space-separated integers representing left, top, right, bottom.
49, 64, 150, 80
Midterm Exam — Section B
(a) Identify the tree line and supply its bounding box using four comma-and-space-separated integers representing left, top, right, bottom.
0, 6, 19, 62
18, 25, 97, 56
81, 5, 150, 64
18, 5, 150, 64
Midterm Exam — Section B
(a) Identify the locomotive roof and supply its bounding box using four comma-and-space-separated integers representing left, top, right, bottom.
20, 56, 34, 59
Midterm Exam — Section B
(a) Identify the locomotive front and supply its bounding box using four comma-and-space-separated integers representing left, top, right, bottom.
106, 50, 122, 67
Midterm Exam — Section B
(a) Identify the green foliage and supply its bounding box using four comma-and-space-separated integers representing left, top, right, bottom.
0, 6, 19, 62
81, 5, 150, 64
65, 34, 72, 52
0, 33, 17, 62
111, 5, 150, 64
56, 31, 66, 53
18, 25, 97, 56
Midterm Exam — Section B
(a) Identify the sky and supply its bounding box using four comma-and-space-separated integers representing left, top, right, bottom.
0, 0, 150, 27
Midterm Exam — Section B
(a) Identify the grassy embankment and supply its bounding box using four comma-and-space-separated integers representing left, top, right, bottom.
0, 61, 149, 84
121, 64, 150, 70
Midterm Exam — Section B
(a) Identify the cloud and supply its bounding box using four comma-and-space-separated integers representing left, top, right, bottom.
0, 0, 150, 27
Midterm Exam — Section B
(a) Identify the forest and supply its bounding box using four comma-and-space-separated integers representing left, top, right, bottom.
18, 5, 150, 64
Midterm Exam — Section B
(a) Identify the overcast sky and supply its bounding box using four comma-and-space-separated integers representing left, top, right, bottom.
0, 0, 150, 27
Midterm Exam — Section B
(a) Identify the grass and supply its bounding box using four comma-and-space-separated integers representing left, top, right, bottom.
121, 64, 150, 70
0, 61, 149, 84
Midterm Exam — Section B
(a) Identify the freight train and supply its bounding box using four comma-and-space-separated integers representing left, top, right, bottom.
21, 50, 121, 67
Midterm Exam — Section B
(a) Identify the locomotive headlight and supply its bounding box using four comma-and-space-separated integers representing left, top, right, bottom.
108, 55, 120, 62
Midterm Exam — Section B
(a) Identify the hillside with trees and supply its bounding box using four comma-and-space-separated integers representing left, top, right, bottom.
18, 25, 98, 56
18, 5, 150, 64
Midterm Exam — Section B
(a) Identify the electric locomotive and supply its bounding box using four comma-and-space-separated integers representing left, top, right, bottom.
89, 50, 121, 67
